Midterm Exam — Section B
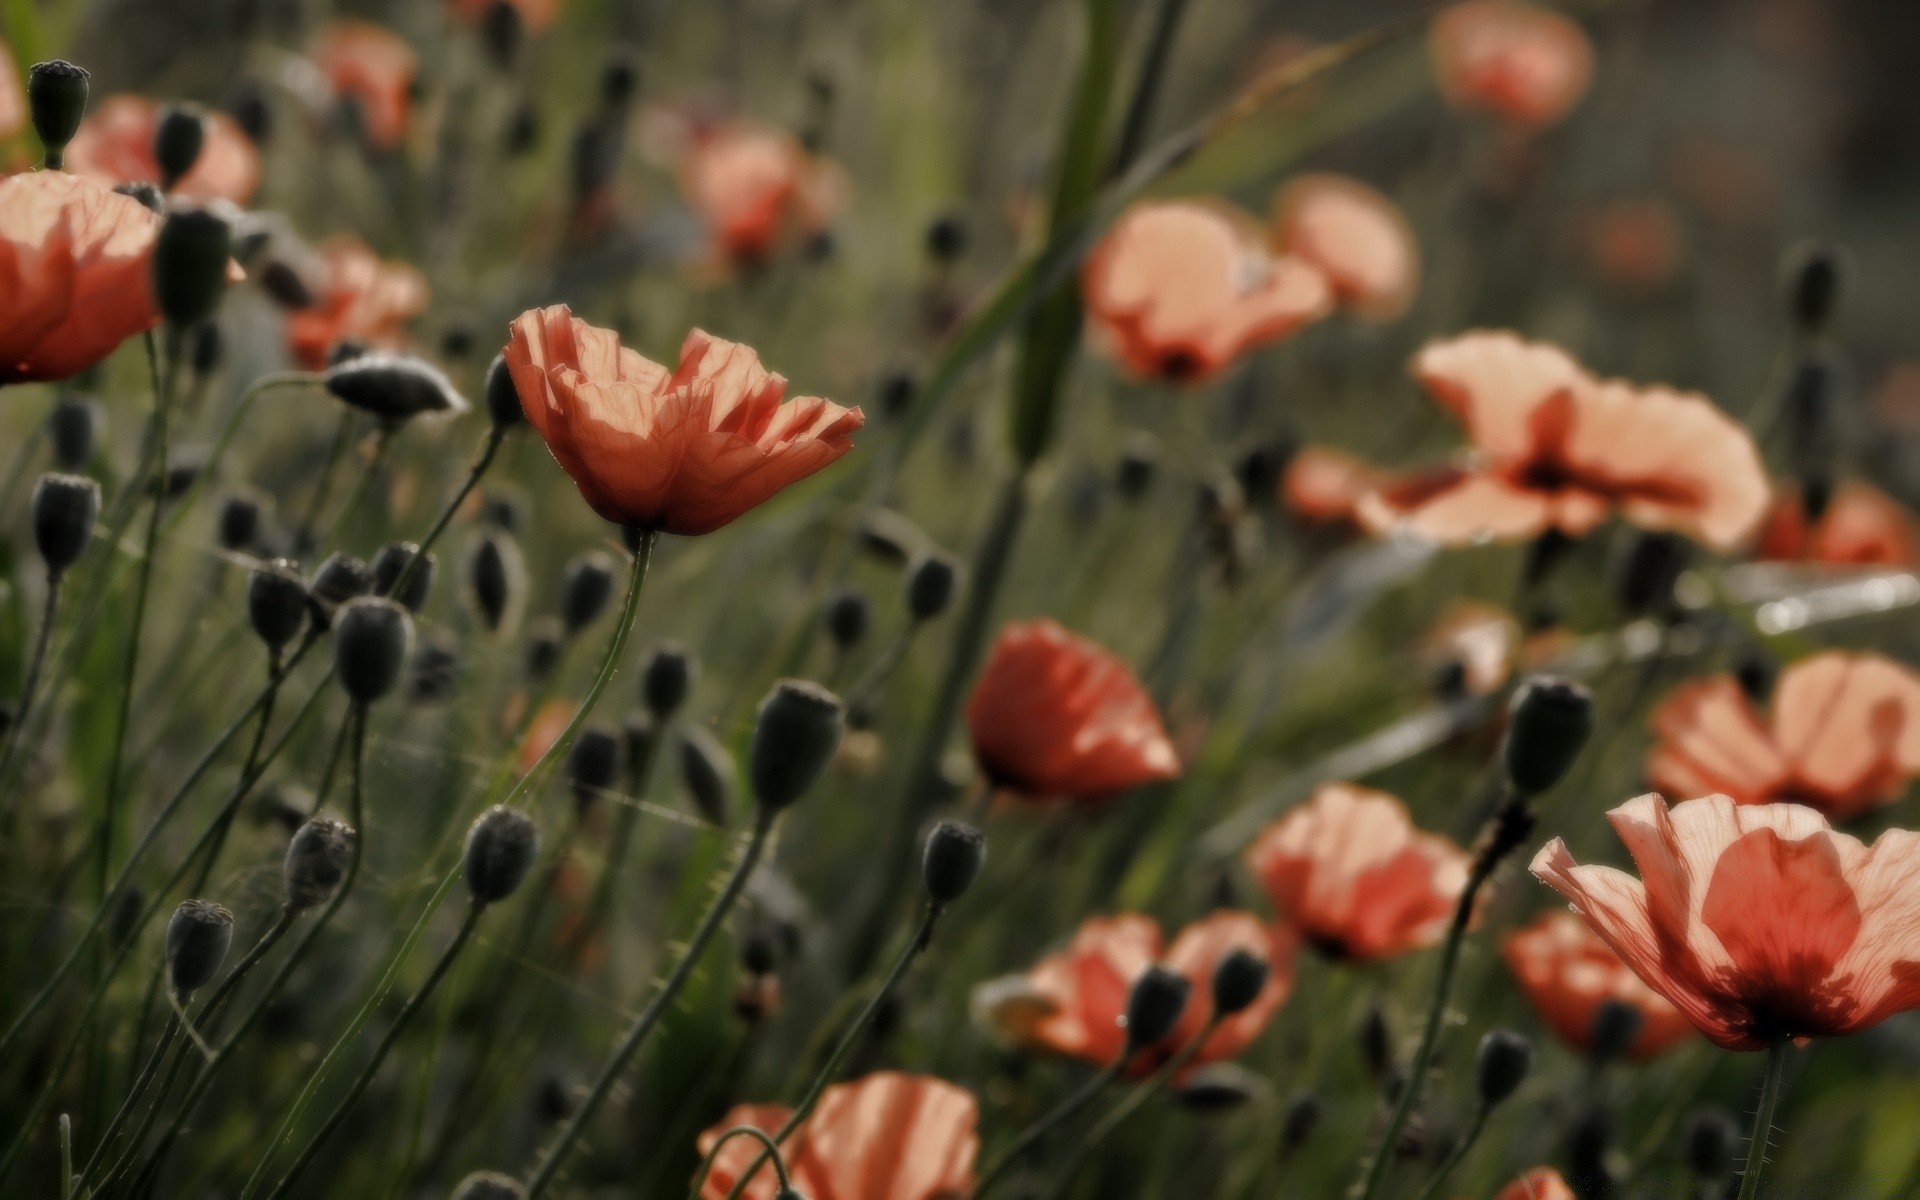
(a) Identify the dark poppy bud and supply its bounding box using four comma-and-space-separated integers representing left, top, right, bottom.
247, 558, 309, 651
560, 551, 617, 635
525, 617, 564, 681
678, 726, 735, 825
482, 490, 527, 533
1567, 1107, 1621, 1190
1280, 1089, 1321, 1155
921, 820, 986, 905
566, 725, 622, 810
153, 207, 233, 328
113, 181, 164, 212
189, 322, 224, 376
1683, 1107, 1738, 1179
31, 472, 101, 576
858, 508, 925, 564
49, 397, 101, 470
372, 540, 436, 612
327, 338, 369, 367
332, 596, 414, 705
467, 531, 524, 632
409, 631, 463, 703
1734, 651, 1775, 705
324, 354, 469, 424
284, 817, 357, 910
464, 805, 540, 905
27, 60, 89, 167
600, 51, 640, 108
878, 371, 916, 419
106, 886, 145, 951
1474, 1029, 1533, 1106
1587, 998, 1643, 1064
230, 82, 271, 143
484, 352, 525, 429
1783, 241, 1845, 335
1614, 531, 1691, 617
481, 0, 522, 71
165, 899, 234, 998
154, 103, 207, 191
1503, 676, 1594, 795
257, 260, 316, 310
154, 448, 206, 504
535, 1076, 575, 1122
452, 1170, 527, 1200
1117, 434, 1158, 500
741, 924, 779, 975
749, 680, 844, 812
1210, 948, 1270, 1017
217, 490, 264, 551
924, 213, 968, 263
905, 552, 958, 621
504, 100, 540, 155
1122, 965, 1190, 1050
1176, 1063, 1268, 1113
1233, 439, 1290, 506
1359, 1003, 1392, 1081
824, 587, 870, 649
642, 642, 694, 718
310, 552, 374, 626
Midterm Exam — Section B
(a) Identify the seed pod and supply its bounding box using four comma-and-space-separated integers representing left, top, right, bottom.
372, 540, 436, 612
216, 490, 265, 552
599, 50, 640, 108
484, 352, 525, 429
1614, 531, 1690, 617
565, 724, 622, 810
332, 596, 415, 705
1683, 1107, 1739, 1179
1474, 1029, 1533, 1106
1210, 948, 1270, 1017
1587, 998, 1644, 1064
1122, 965, 1190, 1051
877, 370, 916, 420
1783, 241, 1845, 335
409, 631, 463, 703
324, 354, 468, 424
153, 207, 233, 328
641, 642, 694, 718
1502, 676, 1594, 796
49, 397, 101, 470
451, 1171, 527, 1200
27, 60, 89, 167
525, 616, 564, 681
464, 805, 540, 905
823, 587, 870, 650
1177, 1062, 1268, 1113
466, 531, 524, 632
247, 558, 309, 651
153, 103, 207, 190
924, 213, 968, 263
921, 820, 986, 905
310, 552, 374, 627
284, 817, 357, 909
559, 551, 616, 635
904, 552, 958, 621
165, 899, 234, 998
1279, 1089, 1321, 1155
748, 680, 845, 812
678, 726, 734, 825
31, 472, 101, 576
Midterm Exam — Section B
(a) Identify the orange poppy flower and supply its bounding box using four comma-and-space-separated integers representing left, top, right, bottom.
1495, 1168, 1577, 1200
1082, 199, 1332, 383
505, 305, 864, 534
1, 171, 161, 385
1646, 651, 1920, 821
1535, 791, 1920, 1050
1244, 782, 1471, 962
694, 1071, 978, 1200
1272, 174, 1419, 321
284, 236, 430, 369
448, 0, 559, 34
965, 619, 1180, 801
312, 20, 419, 151
1358, 331, 1770, 551
1281, 446, 1392, 527
1756, 481, 1920, 569
65, 95, 261, 206
678, 122, 847, 267
1423, 601, 1521, 698
0, 46, 23, 141
1502, 910, 1694, 1059
1429, 0, 1594, 129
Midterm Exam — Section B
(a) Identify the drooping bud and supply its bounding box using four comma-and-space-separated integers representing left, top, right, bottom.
565, 725, 622, 811
153, 207, 233, 328
309, 552, 374, 627
1122, 965, 1191, 1051
678, 726, 734, 826
905, 552, 958, 621
1210, 948, 1270, 1017
1683, 1107, 1739, 1180
324, 354, 468, 424
1782, 241, 1845, 335
748, 680, 845, 812
466, 531, 524, 632
485, 352, 525, 429
216, 489, 265, 552
331, 596, 415, 705
464, 805, 540, 906
372, 540, 436, 612
1502, 676, 1594, 796
559, 551, 616, 635
921, 820, 986, 905
153, 103, 207, 191
1474, 1029, 1533, 1106
49, 397, 101, 470
1587, 998, 1644, 1064
165, 899, 234, 998
31, 472, 101, 576
27, 60, 89, 168
247, 558, 309, 652
823, 587, 870, 650
284, 817, 357, 909
451, 1170, 527, 1200
641, 642, 694, 718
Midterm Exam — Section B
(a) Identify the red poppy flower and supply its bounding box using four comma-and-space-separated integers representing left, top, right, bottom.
1429, 0, 1594, 129
694, 1071, 978, 1200
285, 236, 430, 369
1358, 331, 1770, 551
1272, 174, 1419, 321
0, 46, 23, 142
505, 305, 864, 534
965, 619, 1180, 801
1756, 481, 1920, 569
65, 95, 261, 206
1495, 1168, 1576, 1200
448, 0, 559, 34
1647, 651, 1920, 821
678, 122, 847, 267
1, 171, 162, 385
1502, 910, 1694, 1059
1281, 446, 1391, 527
1244, 782, 1471, 962
1082, 199, 1332, 383
312, 20, 419, 151
1423, 601, 1520, 697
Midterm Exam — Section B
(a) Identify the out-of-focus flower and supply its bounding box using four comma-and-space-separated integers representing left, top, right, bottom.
285, 236, 429, 369
1358, 331, 1770, 551
1, 171, 161, 384
1429, 0, 1593, 129
1272, 174, 1418, 321
516, 698, 573, 773
965, 619, 1179, 802
505, 305, 864, 534
1502, 910, 1694, 1059
694, 1071, 977, 1200
1756, 481, 1919, 568
0, 45, 24, 141
1582, 198, 1683, 294
678, 122, 847, 268
1246, 782, 1471, 962
65, 95, 261, 205
1533, 792, 1920, 1050
1082, 199, 1332, 383
1423, 601, 1520, 697
449, 0, 560, 34
1647, 651, 1920, 821
312, 20, 419, 151
1281, 446, 1390, 527
1495, 1168, 1576, 1200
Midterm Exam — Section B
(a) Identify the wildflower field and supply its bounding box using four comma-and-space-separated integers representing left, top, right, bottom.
6, 0, 1920, 1197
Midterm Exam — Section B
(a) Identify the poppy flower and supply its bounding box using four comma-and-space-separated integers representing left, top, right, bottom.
284, 236, 430, 369
1244, 782, 1471, 962
1272, 174, 1419, 321
1495, 1168, 1576, 1200
1429, 0, 1594, 129
1582, 198, 1683, 294
1281, 446, 1391, 527
694, 1071, 977, 1200
65, 95, 262, 206
1, 171, 162, 385
1502, 910, 1694, 1059
0, 46, 23, 142
1646, 651, 1920, 821
504, 305, 864, 535
1423, 601, 1520, 698
1082, 199, 1332, 383
312, 20, 419, 151
1533, 791, 1920, 1050
678, 122, 848, 267
449, 0, 559, 34
965, 619, 1180, 801
1756, 481, 1919, 569
1358, 331, 1770, 552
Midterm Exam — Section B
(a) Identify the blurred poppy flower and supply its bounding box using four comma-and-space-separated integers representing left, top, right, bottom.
1429, 0, 1593, 129
1756, 481, 1919, 569
1582, 197, 1683, 294
1495, 1168, 1576, 1200
65, 95, 261, 205
694, 1071, 977, 1200
1244, 782, 1471, 962
285, 236, 429, 369
505, 305, 864, 534
1646, 651, 1920, 821
1502, 910, 1694, 1059
1272, 174, 1419, 321
312, 20, 419, 151
1533, 791, 1920, 1050
449, 0, 559, 34
0, 46, 23, 142
965, 619, 1180, 801
1281, 446, 1390, 528
516, 698, 573, 774
1082, 199, 1332, 383
1, 171, 161, 385
678, 122, 847, 268
1423, 600, 1520, 697
1358, 331, 1770, 551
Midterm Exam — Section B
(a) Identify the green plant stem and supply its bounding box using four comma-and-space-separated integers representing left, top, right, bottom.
85, 1015, 184, 1182
975, 1055, 1127, 1198
688, 1127, 793, 1199
384, 426, 507, 604
841, 622, 920, 717
1040, 1019, 1220, 1200
563, 725, 664, 963
294, 411, 356, 556
1737, 1042, 1791, 1200
0, 570, 63, 801
1409, 1106, 1489, 1200
312, 426, 394, 554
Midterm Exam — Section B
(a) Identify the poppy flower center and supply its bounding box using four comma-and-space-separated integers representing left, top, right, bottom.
1158, 349, 1202, 382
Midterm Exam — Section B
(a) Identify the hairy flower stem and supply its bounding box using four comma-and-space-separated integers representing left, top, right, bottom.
1737, 1041, 1791, 1200
384, 426, 507, 603
975, 1056, 1128, 1198
0, 571, 63, 802
1041, 1018, 1221, 1200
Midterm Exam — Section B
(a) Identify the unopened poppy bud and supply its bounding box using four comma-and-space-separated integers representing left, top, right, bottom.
483, 352, 525, 429
230, 82, 271, 143
824, 587, 870, 649
559, 551, 616, 635
106, 886, 145, 950
165, 899, 234, 998
921, 820, 986, 905
525, 617, 564, 680
1280, 1089, 1321, 1155
641, 642, 694, 717
678, 726, 734, 825
114, 181, 164, 212
482, 490, 527, 533
247, 559, 309, 651
1176, 1063, 1267, 1113
31, 472, 100, 576
877, 371, 916, 420
1474, 1029, 1533, 1106
1734, 651, 1775, 705
1359, 1003, 1392, 1081
1233, 439, 1290, 506
599, 51, 640, 108
1210, 948, 1270, 1017
1122, 965, 1190, 1050
332, 596, 415, 705
310, 552, 374, 626
410, 631, 462, 703
481, 0, 522, 71
741, 925, 780, 975
466, 531, 523, 632
324, 354, 468, 424
905, 552, 958, 621
1117, 434, 1158, 500
154, 103, 207, 190
451, 1170, 527, 1200
535, 1076, 575, 1122
153, 207, 233, 329
1502, 676, 1594, 795
1614, 531, 1690, 616
464, 805, 540, 905
1568, 1107, 1621, 1187
28, 60, 89, 167
748, 680, 845, 812
1683, 1107, 1738, 1179
566, 725, 622, 810
49, 398, 100, 469
284, 817, 357, 910
372, 540, 436, 612
858, 508, 925, 564
924, 213, 968, 263
1783, 241, 1845, 334
1584, 998, 1644, 1064
217, 490, 264, 551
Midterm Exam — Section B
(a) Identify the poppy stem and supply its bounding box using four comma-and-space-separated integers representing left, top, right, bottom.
564, 721, 667, 964
1040, 1016, 1222, 1200
384, 425, 507, 604
1409, 1105, 1489, 1200
1737, 1041, 1791, 1200
293, 411, 357, 557
0, 570, 63, 804
975, 1054, 1128, 1198
312, 425, 395, 555
689, 1127, 794, 1197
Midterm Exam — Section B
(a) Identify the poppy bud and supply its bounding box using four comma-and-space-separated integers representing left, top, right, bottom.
858, 508, 926, 565
284, 817, 357, 910
1783, 241, 1845, 334
114, 181, 164, 212
924, 213, 968, 263
27, 60, 89, 168
255, 260, 316, 311
1176, 1063, 1268, 1113
1502, 676, 1594, 795
1734, 651, 1775, 705
1567, 1106, 1622, 1192
1683, 1107, 1738, 1179
641, 642, 694, 718
1210, 948, 1270, 1017
504, 100, 540, 155
31, 472, 101, 576
1359, 1003, 1393, 1081
678, 726, 734, 825
464, 805, 540, 906
372, 540, 436, 612
229, 82, 271, 142
905, 552, 958, 621
106, 886, 145, 951
877, 371, 916, 420
525, 617, 564, 681
310, 552, 374, 625
824, 587, 870, 650
332, 596, 414, 705
559, 551, 616, 635
566, 724, 622, 810
467, 531, 524, 633
481, 0, 522, 71
748, 680, 845, 812
921, 820, 986, 905
1280, 1089, 1321, 1155
452, 1170, 527, 1200
1233, 439, 1290, 507
741, 924, 780, 975
1585, 998, 1643, 1064
216, 490, 264, 551
482, 490, 527, 534
600, 51, 640, 108
1474, 1029, 1533, 1106
49, 398, 101, 470
1117, 434, 1158, 500
1122, 965, 1190, 1050
165, 899, 234, 998
247, 558, 309, 651
153, 103, 207, 190
409, 631, 463, 703
1614, 531, 1690, 617
535, 1076, 575, 1122
324, 354, 468, 424
153, 207, 233, 329
483, 352, 525, 430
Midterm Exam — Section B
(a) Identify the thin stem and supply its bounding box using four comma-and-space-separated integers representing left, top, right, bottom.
385, 426, 506, 603
1040, 1019, 1220, 1200
82, 1015, 183, 1182
1409, 1106, 1489, 1200
312, 426, 394, 555
0, 571, 63, 800
975, 1055, 1127, 1199
1737, 1041, 1791, 1200
689, 1126, 794, 1200
293, 411, 356, 556
563, 727, 664, 963
841, 622, 920, 717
